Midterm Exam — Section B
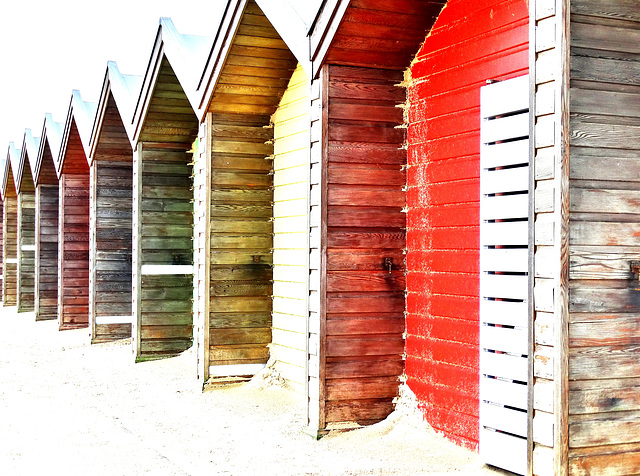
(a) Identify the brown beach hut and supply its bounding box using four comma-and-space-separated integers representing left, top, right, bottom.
87, 62, 142, 344
130, 18, 211, 361
2, 144, 20, 306
15, 130, 38, 312
55, 90, 97, 330
193, 0, 311, 391
32, 114, 63, 321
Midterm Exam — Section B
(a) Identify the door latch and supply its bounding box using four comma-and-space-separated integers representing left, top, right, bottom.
384, 257, 393, 274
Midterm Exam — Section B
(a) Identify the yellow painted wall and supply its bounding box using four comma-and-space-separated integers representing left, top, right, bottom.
271, 63, 309, 393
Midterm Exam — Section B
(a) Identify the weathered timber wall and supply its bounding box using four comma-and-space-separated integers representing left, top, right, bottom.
309, 64, 406, 430
133, 145, 193, 360
207, 113, 273, 373
405, 0, 529, 449
202, 0, 298, 379
531, 0, 568, 474
2, 196, 17, 306
58, 174, 90, 329
271, 63, 309, 393
0, 200, 3, 300
566, 4, 640, 475
35, 185, 59, 321
90, 161, 132, 343
17, 192, 35, 312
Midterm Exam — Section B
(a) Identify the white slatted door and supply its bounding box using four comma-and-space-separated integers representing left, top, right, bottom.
479, 75, 530, 476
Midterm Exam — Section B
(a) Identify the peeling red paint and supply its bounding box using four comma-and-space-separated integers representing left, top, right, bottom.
405, 0, 529, 450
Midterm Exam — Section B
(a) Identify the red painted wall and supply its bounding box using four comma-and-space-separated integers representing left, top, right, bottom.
405, 0, 529, 449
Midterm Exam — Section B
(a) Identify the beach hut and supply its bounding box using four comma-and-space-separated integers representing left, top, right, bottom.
3, 145, 22, 307
56, 91, 97, 330
192, 0, 311, 390
302, 0, 429, 436
130, 18, 211, 361
87, 62, 142, 344
32, 114, 63, 321
304, 0, 531, 471
1, 145, 20, 306
15, 130, 38, 312
298, 0, 640, 474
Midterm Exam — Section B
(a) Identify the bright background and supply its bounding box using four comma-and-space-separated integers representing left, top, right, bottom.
0, 0, 225, 156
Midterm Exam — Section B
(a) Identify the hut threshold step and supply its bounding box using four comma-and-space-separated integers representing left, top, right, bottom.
209, 363, 265, 378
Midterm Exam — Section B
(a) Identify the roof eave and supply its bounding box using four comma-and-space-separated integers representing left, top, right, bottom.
89, 66, 114, 163
196, 0, 244, 122
308, 0, 350, 78
132, 31, 165, 146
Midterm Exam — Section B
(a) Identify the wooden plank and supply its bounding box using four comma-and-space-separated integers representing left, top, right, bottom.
480, 429, 527, 476
570, 410, 640, 448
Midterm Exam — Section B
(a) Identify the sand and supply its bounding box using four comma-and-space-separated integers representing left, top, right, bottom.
0, 307, 506, 475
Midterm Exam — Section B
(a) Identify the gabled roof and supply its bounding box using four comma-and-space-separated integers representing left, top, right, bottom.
307, 0, 445, 77
132, 17, 212, 144
34, 113, 63, 186
89, 61, 143, 163
16, 129, 39, 193
196, 0, 306, 121
1, 143, 20, 200
57, 90, 97, 177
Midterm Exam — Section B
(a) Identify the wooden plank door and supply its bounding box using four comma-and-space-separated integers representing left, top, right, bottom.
17, 192, 36, 312
479, 75, 530, 475
3, 196, 18, 306
35, 184, 59, 321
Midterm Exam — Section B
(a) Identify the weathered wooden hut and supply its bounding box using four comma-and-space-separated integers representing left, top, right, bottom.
529, 2, 640, 475
87, 62, 142, 344
192, 0, 311, 390
301, 0, 428, 436
56, 91, 97, 330
32, 114, 63, 321
130, 18, 210, 361
1, 145, 20, 306
15, 130, 38, 312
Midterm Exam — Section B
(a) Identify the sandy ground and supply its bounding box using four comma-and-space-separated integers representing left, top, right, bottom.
0, 307, 505, 475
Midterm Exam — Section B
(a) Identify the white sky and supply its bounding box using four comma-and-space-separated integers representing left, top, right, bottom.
0, 0, 224, 156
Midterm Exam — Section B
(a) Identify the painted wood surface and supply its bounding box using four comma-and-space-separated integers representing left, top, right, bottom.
405, 0, 529, 450
17, 192, 35, 312
309, 64, 406, 431
2, 196, 17, 306
566, 4, 640, 475
90, 161, 132, 343
270, 63, 309, 393
35, 184, 59, 321
310, 0, 445, 75
58, 174, 90, 329
479, 75, 530, 476
194, 120, 210, 380
531, 1, 567, 474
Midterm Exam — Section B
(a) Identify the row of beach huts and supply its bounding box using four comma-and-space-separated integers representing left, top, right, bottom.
2, 1, 639, 475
